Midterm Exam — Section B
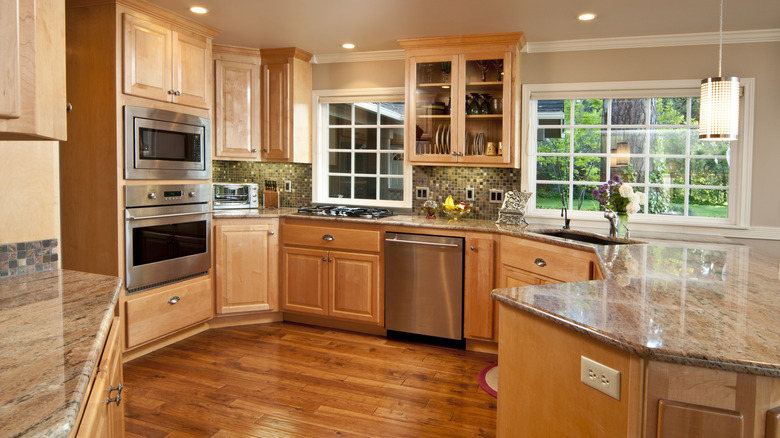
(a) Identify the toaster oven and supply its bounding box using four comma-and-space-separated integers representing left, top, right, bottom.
213, 183, 259, 209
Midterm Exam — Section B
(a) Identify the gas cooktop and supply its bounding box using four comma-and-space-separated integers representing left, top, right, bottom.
297, 205, 394, 219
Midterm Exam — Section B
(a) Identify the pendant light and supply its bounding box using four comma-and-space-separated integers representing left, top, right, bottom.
699, 0, 740, 141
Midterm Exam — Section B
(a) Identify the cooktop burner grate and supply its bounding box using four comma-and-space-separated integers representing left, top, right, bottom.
297, 205, 394, 219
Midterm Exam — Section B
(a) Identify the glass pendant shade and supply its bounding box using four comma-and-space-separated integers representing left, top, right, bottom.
699, 77, 740, 141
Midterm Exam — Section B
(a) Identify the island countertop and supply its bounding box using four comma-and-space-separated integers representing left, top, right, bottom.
0, 269, 121, 438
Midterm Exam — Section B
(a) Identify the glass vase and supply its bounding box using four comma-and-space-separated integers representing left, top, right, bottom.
617, 212, 630, 239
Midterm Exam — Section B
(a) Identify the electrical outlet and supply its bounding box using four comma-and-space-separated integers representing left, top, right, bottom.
466, 188, 475, 201
489, 189, 504, 204
284, 181, 292, 192
581, 356, 620, 400
416, 187, 429, 199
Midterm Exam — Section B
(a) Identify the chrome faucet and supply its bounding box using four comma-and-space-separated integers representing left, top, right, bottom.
561, 206, 571, 230
604, 208, 618, 238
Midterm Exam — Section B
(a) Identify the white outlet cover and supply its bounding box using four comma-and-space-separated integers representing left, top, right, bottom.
580, 356, 620, 400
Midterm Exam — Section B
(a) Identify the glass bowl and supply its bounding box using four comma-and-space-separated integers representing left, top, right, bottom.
441, 206, 471, 221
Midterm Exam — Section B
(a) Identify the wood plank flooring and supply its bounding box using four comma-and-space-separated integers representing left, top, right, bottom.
123, 322, 498, 437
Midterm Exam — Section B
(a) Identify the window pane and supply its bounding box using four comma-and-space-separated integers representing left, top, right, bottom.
354, 128, 377, 150
574, 99, 604, 125
690, 98, 700, 125
379, 103, 404, 125
652, 98, 688, 125
355, 103, 378, 125
536, 183, 568, 209
330, 128, 351, 149
380, 128, 404, 150
573, 185, 599, 211
537, 156, 570, 181
611, 98, 647, 125
329, 176, 351, 198
690, 131, 729, 155
329, 152, 351, 173
380, 177, 404, 201
354, 177, 376, 199
689, 189, 728, 217
574, 157, 605, 182
537, 100, 568, 134
612, 129, 646, 154
650, 158, 685, 185
574, 128, 606, 153
690, 158, 729, 186
329, 104, 351, 125
649, 187, 683, 215
651, 129, 686, 155
615, 160, 646, 185
380, 153, 403, 175
354, 153, 377, 175
538, 128, 570, 153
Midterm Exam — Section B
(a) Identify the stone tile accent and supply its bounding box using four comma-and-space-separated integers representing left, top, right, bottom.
0, 239, 58, 278
212, 161, 312, 208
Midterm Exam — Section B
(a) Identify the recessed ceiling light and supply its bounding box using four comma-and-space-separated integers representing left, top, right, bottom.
578, 13, 596, 21
190, 6, 208, 14
342, 43, 355, 49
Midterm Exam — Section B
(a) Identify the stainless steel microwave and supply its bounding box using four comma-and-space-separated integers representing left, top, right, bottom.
124, 106, 211, 180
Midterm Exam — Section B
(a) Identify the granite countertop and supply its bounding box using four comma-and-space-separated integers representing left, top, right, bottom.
218, 208, 780, 377
0, 270, 122, 437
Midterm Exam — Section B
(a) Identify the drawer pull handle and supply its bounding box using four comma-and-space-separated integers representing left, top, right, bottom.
534, 258, 547, 267
105, 395, 121, 406
168, 296, 180, 304
322, 234, 335, 241
109, 382, 123, 395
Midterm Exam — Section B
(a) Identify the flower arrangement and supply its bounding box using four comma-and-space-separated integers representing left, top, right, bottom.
593, 174, 647, 214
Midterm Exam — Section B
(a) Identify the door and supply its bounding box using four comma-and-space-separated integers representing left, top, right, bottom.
407, 55, 458, 164
282, 246, 328, 315
215, 59, 260, 159
261, 63, 290, 160
172, 30, 210, 109
329, 251, 381, 324
464, 234, 496, 340
122, 14, 171, 102
216, 223, 277, 314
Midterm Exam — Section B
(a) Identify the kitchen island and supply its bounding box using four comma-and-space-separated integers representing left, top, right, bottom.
0, 270, 121, 437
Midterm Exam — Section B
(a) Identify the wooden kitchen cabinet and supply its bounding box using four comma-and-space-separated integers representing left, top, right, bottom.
259, 48, 313, 163
499, 235, 598, 285
281, 220, 383, 325
213, 45, 261, 160
398, 33, 524, 167
0, 0, 67, 140
123, 12, 212, 109
463, 232, 497, 341
215, 220, 279, 314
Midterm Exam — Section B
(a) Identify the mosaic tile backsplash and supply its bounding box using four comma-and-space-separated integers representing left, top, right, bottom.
413, 166, 521, 220
213, 161, 313, 208
0, 239, 59, 278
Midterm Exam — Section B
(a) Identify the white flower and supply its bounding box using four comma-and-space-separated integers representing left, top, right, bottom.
638, 192, 647, 203
618, 184, 634, 198
626, 201, 639, 214
628, 193, 640, 204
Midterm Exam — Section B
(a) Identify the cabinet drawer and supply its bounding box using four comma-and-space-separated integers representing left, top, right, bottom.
125, 276, 212, 348
282, 224, 380, 252
501, 236, 594, 283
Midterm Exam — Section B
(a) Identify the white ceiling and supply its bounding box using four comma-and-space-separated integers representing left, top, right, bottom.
147, 0, 780, 55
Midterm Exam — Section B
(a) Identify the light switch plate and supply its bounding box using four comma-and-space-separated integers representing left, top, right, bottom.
581, 356, 621, 400
416, 187, 429, 199
284, 181, 292, 192
466, 187, 475, 201
489, 189, 504, 204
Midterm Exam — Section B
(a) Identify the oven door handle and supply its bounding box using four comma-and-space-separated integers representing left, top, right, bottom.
125, 210, 215, 221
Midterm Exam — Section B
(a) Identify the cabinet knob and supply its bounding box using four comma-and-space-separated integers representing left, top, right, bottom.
328, 258, 333, 262
451, 152, 458, 156
470, 246, 476, 251
322, 234, 335, 241
251, 148, 258, 153
168, 90, 175, 95
534, 258, 547, 267
105, 395, 121, 406
322, 257, 327, 262
168, 295, 180, 304
269, 231, 275, 235
263, 148, 269, 153
174, 90, 181, 96
66, 103, 73, 113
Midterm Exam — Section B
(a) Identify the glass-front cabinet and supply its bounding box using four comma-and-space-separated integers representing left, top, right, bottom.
400, 33, 525, 166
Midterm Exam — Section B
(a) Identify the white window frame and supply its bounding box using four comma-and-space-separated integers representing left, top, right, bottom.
312, 87, 411, 208
521, 79, 755, 232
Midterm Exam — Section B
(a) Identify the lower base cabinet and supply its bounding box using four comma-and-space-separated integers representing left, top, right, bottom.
463, 232, 497, 341
77, 316, 124, 437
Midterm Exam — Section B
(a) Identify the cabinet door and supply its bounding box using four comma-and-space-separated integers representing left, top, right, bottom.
464, 234, 496, 340
122, 14, 171, 102
261, 63, 291, 161
216, 223, 278, 314
501, 265, 543, 288
76, 370, 108, 437
282, 246, 328, 315
407, 55, 458, 164
215, 59, 260, 159
0, 0, 20, 120
102, 317, 124, 438
329, 251, 381, 325
172, 30, 210, 109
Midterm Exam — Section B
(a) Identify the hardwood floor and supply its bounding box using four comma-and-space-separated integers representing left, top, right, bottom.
123, 322, 498, 437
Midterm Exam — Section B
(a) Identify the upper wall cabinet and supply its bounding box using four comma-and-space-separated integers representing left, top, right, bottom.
0, 0, 67, 141
123, 13, 213, 109
398, 33, 525, 167
259, 48, 313, 163
213, 45, 261, 160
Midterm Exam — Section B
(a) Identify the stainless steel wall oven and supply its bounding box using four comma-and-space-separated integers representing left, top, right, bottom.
124, 184, 212, 292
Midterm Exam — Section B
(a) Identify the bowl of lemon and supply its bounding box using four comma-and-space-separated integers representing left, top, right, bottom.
441, 195, 471, 220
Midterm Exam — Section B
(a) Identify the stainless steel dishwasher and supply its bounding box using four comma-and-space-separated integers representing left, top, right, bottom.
385, 232, 464, 341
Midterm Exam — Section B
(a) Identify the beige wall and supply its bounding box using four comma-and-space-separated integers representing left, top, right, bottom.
0, 141, 61, 244
312, 41, 780, 229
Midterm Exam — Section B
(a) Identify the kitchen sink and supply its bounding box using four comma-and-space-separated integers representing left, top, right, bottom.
537, 230, 641, 245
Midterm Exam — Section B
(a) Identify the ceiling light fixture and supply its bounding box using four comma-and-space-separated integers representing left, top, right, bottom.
578, 13, 596, 21
699, 0, 739, 141
190, 6, 208, 14
342, 43, 355, 49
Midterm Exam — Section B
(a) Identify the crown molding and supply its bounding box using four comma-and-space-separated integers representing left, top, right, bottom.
312, 49, 405, 64
525, 29, 780, 53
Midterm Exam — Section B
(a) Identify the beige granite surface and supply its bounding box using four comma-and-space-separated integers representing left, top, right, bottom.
221, 208, 780, 377
0, 270, 121, 438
